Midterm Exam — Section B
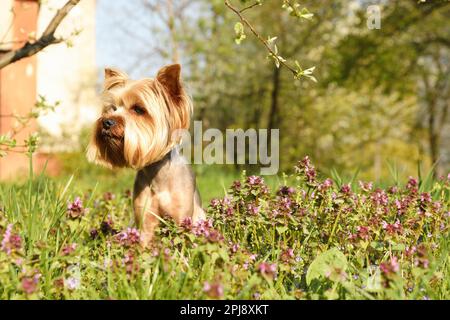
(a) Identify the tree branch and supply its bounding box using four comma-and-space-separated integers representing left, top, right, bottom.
224, 0, 298, 76
0, 0, 80, 70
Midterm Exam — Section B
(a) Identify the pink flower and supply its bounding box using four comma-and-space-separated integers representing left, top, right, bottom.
340, 184, 351, 195
1, 224, 22, 255
281, 248, 295, 262
406, 177, 418, 193
382, 220, 403, 235
258, 262, 277, 278
356, 226, 370, 240
380, 257, 399, 275
247, 175, 264, 186
359, 181, 373, 192
61, 243, 77, 256
116, 228, 141, 247
203, 281, 224, 299
21, 273, 41, 295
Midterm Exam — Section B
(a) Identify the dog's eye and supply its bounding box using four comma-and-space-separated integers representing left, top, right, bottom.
132, 105, 145, 115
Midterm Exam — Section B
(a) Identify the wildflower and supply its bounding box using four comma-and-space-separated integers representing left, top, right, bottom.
380, 256, 399, 275
21, 273, 41, 295
210, 198, 220, 209
356, 226, 370, 240
61, 243, 77, 256
247, 175, 264, 186
405, 246, 417, 257
123, 251, 139, 274
231, 180, 242, 192
246, 203, 260, 215
370, 189, 389, 207
116, 228, 141, 247
103, 192, 116, 201
207, 230, 224, 243
230, 242, 239, 253
388, 186, 398, 194
67, 197, 84, 219
89, 228, 99, 239
406, 177, 418, 194
203, 281, 224, 299
1, 224, 22, 255
281, 248, 295, 263
181, 217, 193, 231
66, 276, 80, 290
359, 181, 373, 192
192, 219, 214, 237
340, 184, 351, 195
296, 156, 317, 184
258, 262, 277, 278
278, 186, 295, 196
382, 220, 403, 235
100, 217, 117, 235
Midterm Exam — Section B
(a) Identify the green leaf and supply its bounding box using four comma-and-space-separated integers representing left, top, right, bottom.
306, 248, 347, 286
276, 226, 288, 234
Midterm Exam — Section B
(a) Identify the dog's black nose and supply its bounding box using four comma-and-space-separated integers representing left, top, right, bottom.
102, 119, 116, 129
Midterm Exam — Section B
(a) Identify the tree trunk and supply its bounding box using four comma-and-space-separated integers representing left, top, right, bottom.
267, 66, 281, 130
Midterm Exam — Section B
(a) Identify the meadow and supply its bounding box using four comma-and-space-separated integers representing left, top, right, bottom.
0, 154, 448, 299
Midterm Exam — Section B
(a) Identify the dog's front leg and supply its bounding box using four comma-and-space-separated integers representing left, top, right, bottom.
133, 183, 160, 248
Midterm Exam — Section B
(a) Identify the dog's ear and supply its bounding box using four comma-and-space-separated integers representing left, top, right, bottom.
156, 64, 182, 100
104, 68, 128, 90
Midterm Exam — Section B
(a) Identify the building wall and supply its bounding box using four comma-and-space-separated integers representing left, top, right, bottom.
0, 0, 39, 180
37, 0, 98, 152
0, 0, 97, 180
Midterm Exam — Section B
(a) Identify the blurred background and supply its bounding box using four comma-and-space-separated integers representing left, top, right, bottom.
0, 0, 449, 201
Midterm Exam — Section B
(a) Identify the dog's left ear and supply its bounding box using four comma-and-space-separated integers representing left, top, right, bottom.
156, 64, 182, 100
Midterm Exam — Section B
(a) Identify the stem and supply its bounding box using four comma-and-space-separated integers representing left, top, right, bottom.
224, 0, 299, 76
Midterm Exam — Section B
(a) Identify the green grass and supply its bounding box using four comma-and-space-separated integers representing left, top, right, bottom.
0, 154, 449, 299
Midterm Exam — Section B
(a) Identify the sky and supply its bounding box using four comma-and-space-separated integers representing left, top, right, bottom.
95, 0, 166, 78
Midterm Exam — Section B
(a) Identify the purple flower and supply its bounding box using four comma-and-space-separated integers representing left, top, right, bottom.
370, 189, 389, 207
380, 257, 399, 275
66, 276, 80, 290
116, 228, 141, 247
181, 217, 193, 231
278, 186, 295, 196
230, 242, 239, 253
318, 178, 333, 192
296, 156, 317, 184
247, 175, 264, 186
258, 262, 277, 278
340, 184, 351, 195
246, 203, 260, 215
67, 197, 85, 219
1, 224, 22, 255
192, 219, 214, 237
406, 177, 418, 193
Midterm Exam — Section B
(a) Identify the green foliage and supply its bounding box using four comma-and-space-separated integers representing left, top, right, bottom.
0, 157, 449, 299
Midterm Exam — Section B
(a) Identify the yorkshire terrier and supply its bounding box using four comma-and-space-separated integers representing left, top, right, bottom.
87, 64, 205, 247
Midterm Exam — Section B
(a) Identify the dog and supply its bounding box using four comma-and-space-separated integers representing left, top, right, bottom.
87, 64, 205, 247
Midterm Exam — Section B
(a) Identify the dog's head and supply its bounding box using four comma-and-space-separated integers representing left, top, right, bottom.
86, 64, 192, 169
